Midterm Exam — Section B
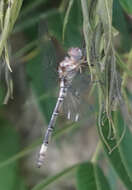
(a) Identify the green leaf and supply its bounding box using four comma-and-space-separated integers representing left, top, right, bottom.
98, 111, 132, 189
13, 9, 59, 34
32, 164, 78, 190
81, 0, 94, 78
14, 175, 28, 190
107, 164, 119, 190
126, 88, 132, 102
0, 0, 23, 58
113, 0, 131, 52
47, 11, 63, 43
0, 119, 27, 190
119, 0, 132, 14
116, 53, 132, 76
62, 0, 74, 42
26, 52, 57, 122
76, 162, 111, 190
20, 0, 48, 19
62, 0, 83, 48
0, 122, 79, 169
0, 86, 6, 105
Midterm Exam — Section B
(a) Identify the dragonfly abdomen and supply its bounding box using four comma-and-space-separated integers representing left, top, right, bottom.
37, 79, 67, 167
37, 47, 84, 167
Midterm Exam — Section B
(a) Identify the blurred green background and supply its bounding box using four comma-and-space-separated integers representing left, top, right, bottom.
0, 0, 132, 190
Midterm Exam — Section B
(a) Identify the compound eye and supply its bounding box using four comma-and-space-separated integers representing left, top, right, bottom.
68, 47, 82, 59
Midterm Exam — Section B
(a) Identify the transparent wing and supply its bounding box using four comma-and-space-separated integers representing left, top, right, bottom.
37, 19, 63, 123
38, 20, 59, 93
62, 70, 94, 122
38, 19, 94, 122
63, 90, 81, 121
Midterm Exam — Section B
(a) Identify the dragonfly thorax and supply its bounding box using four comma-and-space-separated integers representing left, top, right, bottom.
58, 47, 83, 83
37, 47, 85, 167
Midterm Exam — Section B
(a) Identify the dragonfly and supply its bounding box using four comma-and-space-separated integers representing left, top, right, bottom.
37, 22, 92, 168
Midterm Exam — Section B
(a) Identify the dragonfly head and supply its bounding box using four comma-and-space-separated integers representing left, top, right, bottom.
58, 47, 85, 81
68, 47, 83, 61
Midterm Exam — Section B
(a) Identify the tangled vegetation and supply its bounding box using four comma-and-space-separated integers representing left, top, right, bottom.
0, 0, 132, 190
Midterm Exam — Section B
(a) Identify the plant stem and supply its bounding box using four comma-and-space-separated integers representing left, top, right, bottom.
91, 141, 102, 163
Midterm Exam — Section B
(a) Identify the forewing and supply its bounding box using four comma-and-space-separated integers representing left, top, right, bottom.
62, 70, 94, 122
38, 20, 58, 93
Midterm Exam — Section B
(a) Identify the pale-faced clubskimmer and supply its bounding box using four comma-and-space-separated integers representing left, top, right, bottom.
37, 47, 89, 167
36, 19, 94, 167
